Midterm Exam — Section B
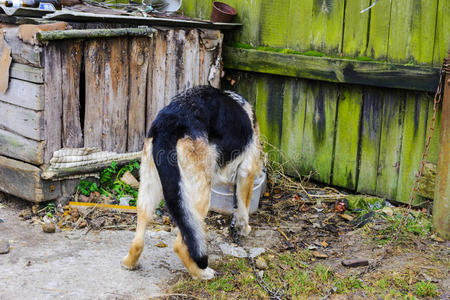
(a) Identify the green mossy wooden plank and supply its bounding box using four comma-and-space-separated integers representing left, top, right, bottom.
286, 0, 313, 52
376, 90, 405, 200
388, 0, 438, 65
232, 71, 257, 106
223, 47, 440, 92
196, 0, 213, 20
180, 0, 197, 18
426, 97, 442, 164
280, 78, 307, 175
300, 81, 338, 183
332, 85, 363, 190
366, 0, 391, 60
357, 87, 383, 194
396, 92, 430, 205
259, 0, 290, 48
342, 0, 370, 57
231, 0, 262, 47
255, 75, 284, 161
433, 0, 450, 66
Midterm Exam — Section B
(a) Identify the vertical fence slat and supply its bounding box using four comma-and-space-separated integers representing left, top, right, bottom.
148, 30, 167, 127
61, 40, 83, 148
259, 0, 290, 48
432, 0, 450, 66
357, 87, 383, 194
128, 37, 150, 152
342, 0, 371, 57
84, 39, 105, 149
174, 29, 186, 94
332, 86, 363, 190
183, 29, 200, 89
286, 0, 313, 52
366, 0, 392, 60
165, 30, 178, 104
300, 81, 338, 183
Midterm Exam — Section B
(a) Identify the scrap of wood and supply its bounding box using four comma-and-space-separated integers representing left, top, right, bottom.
0, 31, 12, 93
18, 22, 68, 45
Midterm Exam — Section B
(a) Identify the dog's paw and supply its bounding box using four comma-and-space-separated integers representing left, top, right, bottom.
194, 267, 216, 280
121, 255, 140, 270
240, 224, 251, 236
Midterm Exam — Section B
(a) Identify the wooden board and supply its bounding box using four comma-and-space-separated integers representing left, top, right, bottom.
259, 0, 290, 48
396, 92, 430, 204
300, 81, 338, 183
127, 37, 151, 152
0, 77, 44, 110
2, 27, 42, 67
174, 29, 186, 93
357, 87, 383, 194
9, 63, 44, 83
376, 90, 405, 200
366, 0, 392, 60
164, 29, 178, 104
198, 29, 220, 86
286, 0, 313, 52
342, 0, 370, 57
332, 86, 363, 190
183, 29, 200, 89
84, 39, 105, 149
0, 100, 43, 140
432, 0, 450, 66
61, 40, 83, 148
102, 37, 129, 152
43, 43, 62, 163
388, 0, 437, 65
280, 78, 307, 175
0, 155, 60, 202
0, 128, 44, 164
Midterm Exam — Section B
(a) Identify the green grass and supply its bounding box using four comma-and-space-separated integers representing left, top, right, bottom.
415, 281, 438, 297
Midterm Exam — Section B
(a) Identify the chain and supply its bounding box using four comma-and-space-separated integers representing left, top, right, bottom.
360, 62, 447, 275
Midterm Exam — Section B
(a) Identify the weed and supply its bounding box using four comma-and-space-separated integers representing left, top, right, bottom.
415, 281, 438, 297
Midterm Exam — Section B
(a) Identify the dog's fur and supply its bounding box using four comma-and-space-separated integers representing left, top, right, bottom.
122, 86, 262, 279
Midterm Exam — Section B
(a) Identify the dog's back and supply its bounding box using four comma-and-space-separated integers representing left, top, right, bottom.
123, 86, 261, 279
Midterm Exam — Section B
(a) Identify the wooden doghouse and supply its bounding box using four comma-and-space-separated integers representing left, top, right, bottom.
0, 18, 231, 202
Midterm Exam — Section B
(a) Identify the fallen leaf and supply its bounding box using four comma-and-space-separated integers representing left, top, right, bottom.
431, 235, 444, 243
155, 241, 167, 248
273, 194, 282, 199
340, 214, 354, 222
321, 241, 328, 248
312, 251, 328, 259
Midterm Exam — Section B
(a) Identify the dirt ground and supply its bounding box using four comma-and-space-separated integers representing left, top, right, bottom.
1, 186, 449, 299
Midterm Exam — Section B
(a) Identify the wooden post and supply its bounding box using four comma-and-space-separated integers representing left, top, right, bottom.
432, 50, 450, 239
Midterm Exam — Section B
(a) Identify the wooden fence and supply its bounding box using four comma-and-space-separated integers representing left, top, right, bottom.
181, 0, 449, 205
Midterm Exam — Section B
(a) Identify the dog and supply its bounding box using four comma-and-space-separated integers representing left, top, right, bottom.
122, 86, 262, 279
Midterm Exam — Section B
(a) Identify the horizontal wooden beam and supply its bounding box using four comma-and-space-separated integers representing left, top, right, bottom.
0, 78, 44, 110
9, 63, 44, 84
36, 27, 157, 42
223, 47, 440, 92
0, 128, 44, 165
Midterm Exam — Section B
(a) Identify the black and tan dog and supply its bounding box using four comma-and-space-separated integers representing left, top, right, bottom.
122, 86, 262, 279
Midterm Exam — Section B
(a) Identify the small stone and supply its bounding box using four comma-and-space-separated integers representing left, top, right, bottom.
155, 241, 167, 248
0, 240, 10, 254
255, 257, 268, 270
340, 214, 354, 222
249, 247, 265, 258
312, 251, 328, 259
257, 270, 264, 279
42, 222, 56, 233
341, 258, 369, 268
381, 207, 394, 217
219, 243, 247, 258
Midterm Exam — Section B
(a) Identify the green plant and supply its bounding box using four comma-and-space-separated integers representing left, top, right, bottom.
415, 281, 438, 297
76, 180, 100, 196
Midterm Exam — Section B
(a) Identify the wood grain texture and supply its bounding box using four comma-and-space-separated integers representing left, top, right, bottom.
164, 29, 178, 104
148, 30, 167, 128
366, 0, 392, 60
9, 63, 44, 83
2, 27, 42, 67
84, 39, 106, 149
432, 0, 450, 66
259, 0, 289, 48
183, 29, 200, 90
300, 81, 338, 183
0, 78, 44, 110
174, 29, 186, 94
128, 37, 150, 152
43, 43, 62, 163
342, 0, 371, 57
0, 101, 44, 140
332, 86, 362, 190
0, 155, 60, 202
357, 87, 383, 194
0, 128, 44, 165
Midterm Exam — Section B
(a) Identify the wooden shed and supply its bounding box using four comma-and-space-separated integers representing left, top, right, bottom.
0, 14, 233, 202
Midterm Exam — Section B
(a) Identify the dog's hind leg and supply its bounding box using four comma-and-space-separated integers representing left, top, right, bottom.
172, 137, 216, 280
122, 139, 163, 270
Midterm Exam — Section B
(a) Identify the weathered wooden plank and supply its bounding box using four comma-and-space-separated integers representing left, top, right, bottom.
255, 75, 284, 162
426, 95, 442, 164
388, 0, 437, 65
259, 0, 289, 48
223, 47, 441, 92
84, 39, 105, 149
0, 128, 44, 164
164, 30, 178, 104
43, 43, 62, 163
280, 78, 306, 175
300, 81, 338, 183
183, 29, 200, 89
286, 0, 312, 52
0, 101, 43, 140
174, 29, 186, 94
196, 0, 213, 20
102, 37, 129, 152
180, 0, 197, 19
396, 92, 430, 204
0, 155, 60, 202
9, 63, 44, 83
342, 0, 371, 57
147, 30, 166, 130
224, 0, 261, 47
0, 78, 44, 110
232, 71, 257, 107
199, 29, 220, 86
332, 86, 363, 190
357, 87, 383, 194
432, 0, 450, 66
366, 0, 392, 60
127, 37, 150, 152
417, 162, 436, 199
2, 27, 42, 67
61, 40, 83, 148
376, 90, 405, 200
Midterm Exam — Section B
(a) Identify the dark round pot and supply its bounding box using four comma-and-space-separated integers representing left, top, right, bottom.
210, 1, 237, 23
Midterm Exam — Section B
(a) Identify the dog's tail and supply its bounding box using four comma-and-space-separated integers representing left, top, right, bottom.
151, 135, 208, 269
